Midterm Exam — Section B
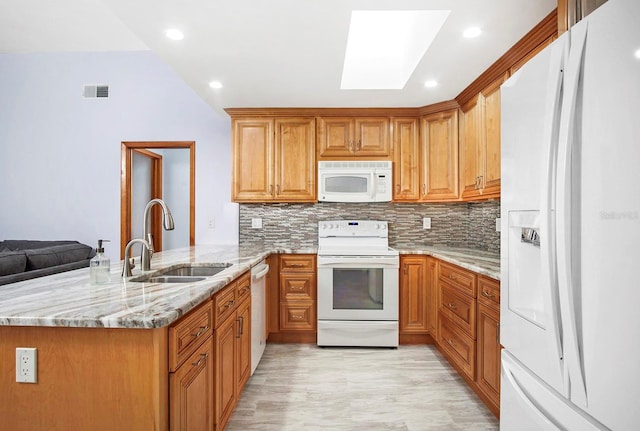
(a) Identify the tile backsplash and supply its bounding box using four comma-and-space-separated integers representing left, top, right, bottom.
239, 200, 500, 253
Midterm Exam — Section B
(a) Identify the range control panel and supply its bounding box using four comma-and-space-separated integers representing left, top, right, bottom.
318, 220, 388, 238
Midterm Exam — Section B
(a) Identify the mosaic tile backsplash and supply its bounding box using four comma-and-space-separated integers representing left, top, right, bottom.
239, 200, 500, 253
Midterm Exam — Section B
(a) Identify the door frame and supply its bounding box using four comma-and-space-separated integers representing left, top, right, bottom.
121, 141, 196, 258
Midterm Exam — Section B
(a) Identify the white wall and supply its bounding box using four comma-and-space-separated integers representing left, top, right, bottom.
0, 51, 238, 262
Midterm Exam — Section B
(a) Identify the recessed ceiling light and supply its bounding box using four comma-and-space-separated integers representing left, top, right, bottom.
341, 10, 451, 90
165, 28, 184, 41
424, 80, 438, 88
463, 27, 482, 38
209, 81, 223, 89
635, 48, 640, 59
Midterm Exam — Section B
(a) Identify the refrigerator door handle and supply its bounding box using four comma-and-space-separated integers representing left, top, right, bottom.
502, 354, 562, 430
539, 35, 568, 371
556, 22, 589, 409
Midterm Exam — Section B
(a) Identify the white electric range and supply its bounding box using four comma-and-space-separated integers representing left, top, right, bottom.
317, 220, 399, 347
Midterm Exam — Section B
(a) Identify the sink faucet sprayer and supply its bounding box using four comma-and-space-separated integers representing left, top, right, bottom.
141, 198, 175, 271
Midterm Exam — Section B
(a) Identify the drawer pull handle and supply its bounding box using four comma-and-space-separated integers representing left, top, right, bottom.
447, 338, 455, 347
291, 315, 305, 320
288, 263, 305, 268
481, 290, 495, 298
448, 274, 457, 280
192, 353, 208, 367
291, 286, 304, 291
223, 300, 235, 310
446, 302, 457, 310
191, 325, 209, 338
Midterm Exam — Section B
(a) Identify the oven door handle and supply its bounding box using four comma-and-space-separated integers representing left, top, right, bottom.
317, 259, 399, 269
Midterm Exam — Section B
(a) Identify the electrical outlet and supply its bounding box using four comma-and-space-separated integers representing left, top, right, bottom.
208, 217, 215, 229
496, 218, 501, 232
16, 347, 37, 383
422, 217, 432, 229
251, 218, 263, 229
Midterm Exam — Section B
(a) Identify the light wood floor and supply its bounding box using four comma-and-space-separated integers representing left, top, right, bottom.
226, 343, 499, 431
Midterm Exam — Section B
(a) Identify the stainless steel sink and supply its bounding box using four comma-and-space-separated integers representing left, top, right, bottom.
134, 275, 207, 283
160, 264, 230, 277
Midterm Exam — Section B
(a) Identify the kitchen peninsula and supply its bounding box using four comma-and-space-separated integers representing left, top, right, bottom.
0, 244, 498, 431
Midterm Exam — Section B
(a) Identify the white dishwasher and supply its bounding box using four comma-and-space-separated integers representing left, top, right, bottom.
250, 260, 269, 375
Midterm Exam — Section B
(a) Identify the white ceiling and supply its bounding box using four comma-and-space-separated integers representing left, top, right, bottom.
0, 0, 557, 114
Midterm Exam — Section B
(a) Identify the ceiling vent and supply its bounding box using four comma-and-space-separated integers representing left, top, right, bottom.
83, 84, 109, 98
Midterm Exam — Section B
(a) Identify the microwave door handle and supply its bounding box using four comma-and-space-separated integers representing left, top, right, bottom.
370, 172, 376, 199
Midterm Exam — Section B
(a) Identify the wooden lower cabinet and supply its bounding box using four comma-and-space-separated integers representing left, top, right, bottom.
269, 254, 317, 343
433, 260, 501, 417
476, 276, 501, 415
169, 299, 215, 431
213, 272, 252, 431
236, 297, 252, 391
399, 255, 429, 343
170, 336, 214, 431
439, 314, 476, 380
215, 311, 237, 431
477, 303, 500, 411
426, 257, 439, 337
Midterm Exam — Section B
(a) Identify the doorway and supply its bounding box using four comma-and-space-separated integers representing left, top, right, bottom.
121, 141, 195, 259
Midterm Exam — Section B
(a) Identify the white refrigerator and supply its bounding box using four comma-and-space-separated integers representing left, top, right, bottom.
500, 0, 640, 429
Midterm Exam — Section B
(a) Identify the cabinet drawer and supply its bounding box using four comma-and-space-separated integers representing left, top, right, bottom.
213, 283, 237, 328
169, 300, 213, 372
279, 254, 316, 272
280, 273, 316, 300
440, 284, 476, 338
439, 315, 476, 381
279, 301, 316, 331
478, 276, 500, 309
235, 271, 251, 303
439, 261, 476, 297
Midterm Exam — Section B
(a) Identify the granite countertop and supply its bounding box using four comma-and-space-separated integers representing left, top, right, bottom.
0, 245, 313, 329
395, 245, 500, 280
0, 244, 498, 330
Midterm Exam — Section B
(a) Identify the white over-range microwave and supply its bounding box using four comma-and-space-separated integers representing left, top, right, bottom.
317, 161, 392, 202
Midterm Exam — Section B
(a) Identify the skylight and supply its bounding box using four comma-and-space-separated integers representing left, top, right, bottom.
341, 10, 450, 90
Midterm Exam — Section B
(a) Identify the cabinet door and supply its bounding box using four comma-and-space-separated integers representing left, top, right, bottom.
170, 336, 213, 431
399, 256, 428, 334
421, 110, 459, 201
231, 118, 274, 201
274, 118, 316, 201
236, 298, 252, 393
317, 117, 354, 157
460, 97, 483, 200
426, 257, 439, 336
481, 81, 501, 198
354, 117, 391, 157
392, 118, 420, 200
477, 302, 501, 409
214, 314, 237, 430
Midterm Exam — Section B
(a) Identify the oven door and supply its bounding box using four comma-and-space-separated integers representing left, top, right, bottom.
317, 255, 399, 321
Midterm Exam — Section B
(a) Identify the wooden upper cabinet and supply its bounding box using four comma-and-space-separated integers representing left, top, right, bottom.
421, 109, 459, 201
317, 117, 391, 159
459, 75, 504, 201
392, 118, 420, 200
460, 95, 483, 200
231, 116, 316, 202
482, 81, 501, 198
274, 118, 316, 201
232, 118, 273, 201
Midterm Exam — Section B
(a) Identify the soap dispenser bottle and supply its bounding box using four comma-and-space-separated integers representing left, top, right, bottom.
90, 239, 111, 284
